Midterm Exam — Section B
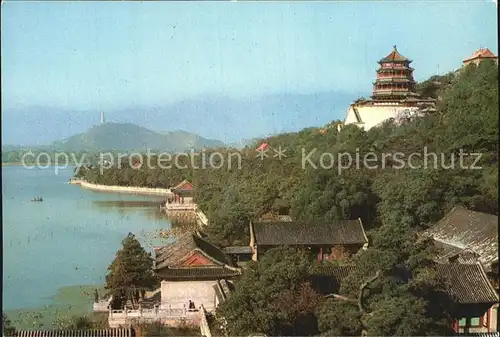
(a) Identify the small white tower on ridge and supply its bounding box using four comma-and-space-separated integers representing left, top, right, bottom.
100, 111, 105, 124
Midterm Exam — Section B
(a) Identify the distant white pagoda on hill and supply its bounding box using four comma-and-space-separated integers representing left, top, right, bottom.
100, 111, 106, 125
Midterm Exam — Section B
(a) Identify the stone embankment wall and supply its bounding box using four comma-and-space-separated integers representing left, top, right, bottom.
70, 179, 173, 196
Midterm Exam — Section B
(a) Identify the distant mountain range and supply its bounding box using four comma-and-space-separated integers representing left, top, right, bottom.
49, 123, 225, 152
1, 91, 360, 147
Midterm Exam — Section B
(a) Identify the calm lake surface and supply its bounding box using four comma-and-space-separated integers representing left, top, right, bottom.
2, 165, 172, 312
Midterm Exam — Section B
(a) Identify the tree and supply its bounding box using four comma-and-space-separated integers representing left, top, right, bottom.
217, 247, 322, 336
105, 233, 158, 309
316, 221, 454, 336
2, 312, 16, 336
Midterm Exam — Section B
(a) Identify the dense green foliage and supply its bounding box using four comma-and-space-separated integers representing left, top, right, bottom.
78, 61, 498, 246
105, 233, 158, 309
217, 247, 322, 336
316, 220, 454, 336
220, 223, 454, 337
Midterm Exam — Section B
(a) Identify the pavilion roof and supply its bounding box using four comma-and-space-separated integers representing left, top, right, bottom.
435, 263, 499, 304
379, 45, 411, 63
154, 232, 232, 270
172, 179, 194, 191
251, 219, 368, 246
157, 266, 241, 280
463, 48, 497, 62
425, 206, 498, 270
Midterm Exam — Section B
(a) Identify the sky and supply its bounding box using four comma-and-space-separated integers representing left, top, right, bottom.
1, 1, 498, 141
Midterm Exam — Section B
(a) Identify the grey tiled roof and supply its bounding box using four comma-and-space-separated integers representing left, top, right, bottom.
15, 329, 134, 337
426, 206, 498, 269
154, 232, 232, 270
435, 263, 499, 304
223, 246, 253, 255
156, 266, 241, 280
252, 220, 368, 246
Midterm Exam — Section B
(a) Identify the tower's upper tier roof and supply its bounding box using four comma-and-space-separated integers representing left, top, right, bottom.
379, 45, 412, 63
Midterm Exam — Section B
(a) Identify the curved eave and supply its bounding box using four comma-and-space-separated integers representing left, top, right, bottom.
463, 56, 498, 63
377, 59, 412, 64
373, 79, 415, 84
377, 67, 414, 73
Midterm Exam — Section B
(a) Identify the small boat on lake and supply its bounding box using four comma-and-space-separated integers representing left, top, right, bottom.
31, 197, 43, 202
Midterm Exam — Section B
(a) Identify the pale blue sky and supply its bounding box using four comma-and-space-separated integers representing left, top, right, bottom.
2, 1, 497, 111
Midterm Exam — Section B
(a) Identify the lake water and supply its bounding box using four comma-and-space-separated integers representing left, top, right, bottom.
2, 166, 173, 317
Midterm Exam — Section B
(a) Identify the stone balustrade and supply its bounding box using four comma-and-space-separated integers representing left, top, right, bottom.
107, 305, 202, 328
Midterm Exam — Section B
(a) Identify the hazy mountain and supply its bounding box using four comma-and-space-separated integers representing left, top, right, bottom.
51, 123, 225, 152
1, 91, 360, 146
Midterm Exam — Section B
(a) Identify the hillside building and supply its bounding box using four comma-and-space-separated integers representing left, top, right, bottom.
424, 206, 498, 289
463, 48, 498, 66
154, 232, 241, 312
249, 219, 369, 261
342, 46, 436, 130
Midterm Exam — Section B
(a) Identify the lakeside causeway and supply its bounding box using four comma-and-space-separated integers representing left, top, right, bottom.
70, 179, 174, 196
70, 179, 209, 227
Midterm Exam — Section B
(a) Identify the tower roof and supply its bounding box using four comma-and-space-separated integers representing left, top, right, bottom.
379, 45, 411, 63
463, 48, 497, 63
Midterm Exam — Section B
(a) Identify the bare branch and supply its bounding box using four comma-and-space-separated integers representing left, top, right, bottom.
358, 270, 381, 315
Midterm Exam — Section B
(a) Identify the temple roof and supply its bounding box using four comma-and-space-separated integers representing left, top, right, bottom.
157, 266, 241, 280
172, 179, 194, 191
154, 232, 232, 270
425, 206, 498, 269
379, 45, 411, 63
251, 219, 368, 246
15, 329, 135, 337
435, 263, 499, 304
463, 48, 498, 63
312, 263, 499, 304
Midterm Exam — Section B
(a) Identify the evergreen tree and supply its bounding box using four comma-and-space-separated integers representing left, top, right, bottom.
217, 247, 322, 336
105, 233, 157, 309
